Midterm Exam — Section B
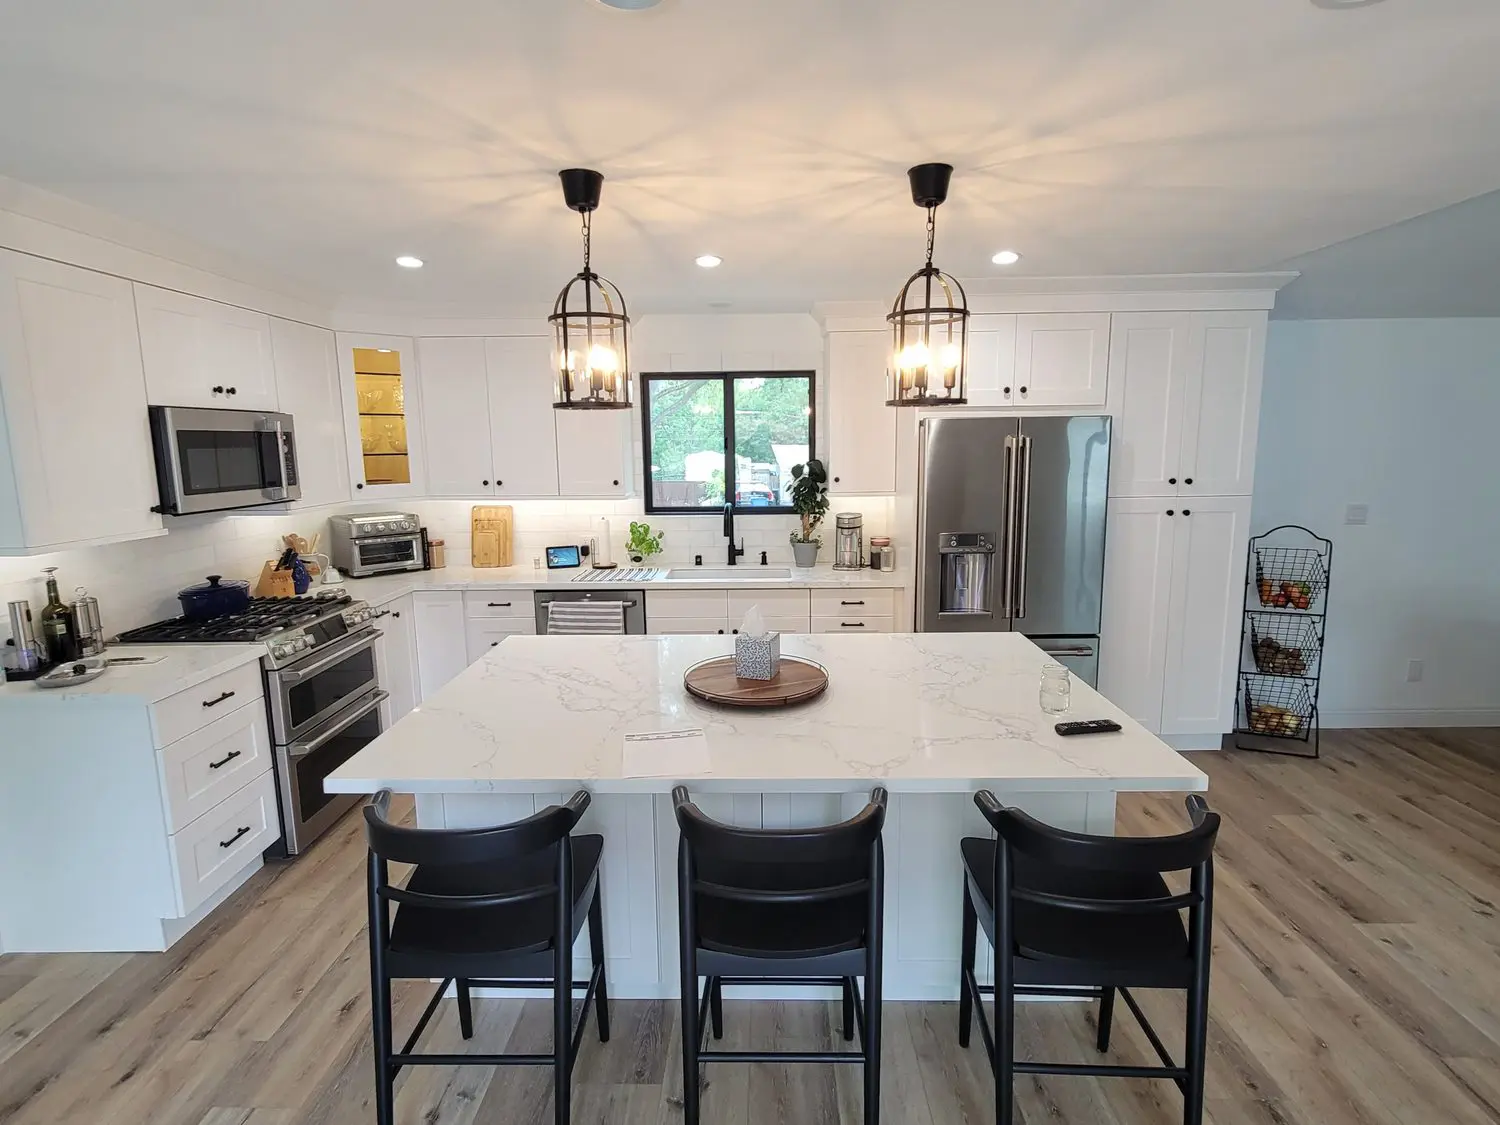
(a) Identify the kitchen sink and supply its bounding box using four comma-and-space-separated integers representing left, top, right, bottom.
665, 567, 793, 580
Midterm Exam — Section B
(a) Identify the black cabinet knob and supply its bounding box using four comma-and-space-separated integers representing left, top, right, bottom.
497, 480, 503, 487
211, 385, 224, 394
226, 386, 237, 395
612, 479, 619, 486
482, 480, 490, 486
1166, 509, 1175, 516
833, 476, 840, 483
717, 629, 724, 634
392, 611, 400, 618
1003, 386, 1012, 395
1019, 386, 1028, 395
732, 629, 739, 635
1184, 477, 1193, 485
356, 482, 364, 490
1168, 477, 1177, 485
1182, 509, 1191, 516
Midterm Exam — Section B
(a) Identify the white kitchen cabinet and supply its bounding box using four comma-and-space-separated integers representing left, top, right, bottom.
412, 591, 467, 698
1106, 312, 1265, 498
336, 333, 426, 499
0, 251, 165, 554
374, 595, 419, 725
648, 616, 732, 636
556, 409, 631, 497
134, 284, 278, 410
1013, 313, 1110, 407
825, 332, 896, 493
963, 316, 1019, 407
1097, 495, 1251, 740
418, 337, 494, 497
1158, 496, 1252, 736
269, 318, 350, 509
486, 336, 561, 497
465, 617, 537, 663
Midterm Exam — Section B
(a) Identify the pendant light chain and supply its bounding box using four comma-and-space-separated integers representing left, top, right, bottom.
581, 210, 592, 276
925, 204, 937, 270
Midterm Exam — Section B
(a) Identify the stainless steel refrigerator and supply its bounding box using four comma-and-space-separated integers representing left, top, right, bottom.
916, 415, 1111, 685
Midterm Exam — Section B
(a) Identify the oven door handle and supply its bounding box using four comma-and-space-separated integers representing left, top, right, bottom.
275, 629, 381, 683
287, 690, 389, 759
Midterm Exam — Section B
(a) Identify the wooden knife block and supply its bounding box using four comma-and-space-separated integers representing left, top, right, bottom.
255, 561, 296, 598
471, 505, 514, 568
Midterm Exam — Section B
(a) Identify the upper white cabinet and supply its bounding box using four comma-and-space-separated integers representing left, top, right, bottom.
134, 285, 278, 410
268, 319, 350, 509
556, 409, 631, 497
418, 337, 494, 497
1013, 313, 1110, 407
0, 251, 164, 554
1106, 311, 1265, 497
486, 337, 561, 497
963, 316, 1019, 406
1098, 494, 1251, 738
826, 332, 897, 493
335, 333, 426, 499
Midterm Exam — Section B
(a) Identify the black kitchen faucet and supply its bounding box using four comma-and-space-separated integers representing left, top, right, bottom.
723, 503, 745, 566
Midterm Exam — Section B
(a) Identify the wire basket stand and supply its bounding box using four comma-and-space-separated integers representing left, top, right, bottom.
1233, 524, 1332, 758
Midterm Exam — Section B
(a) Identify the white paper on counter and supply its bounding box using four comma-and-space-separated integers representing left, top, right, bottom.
622, 728, 711, 778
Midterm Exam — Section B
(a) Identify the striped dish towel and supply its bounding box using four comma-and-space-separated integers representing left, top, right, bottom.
546, 600, 627, 635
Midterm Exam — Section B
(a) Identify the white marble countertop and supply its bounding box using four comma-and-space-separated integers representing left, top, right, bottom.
327, 633, 1206, 796
340, 563, 906, 607
0, 643, 263, 703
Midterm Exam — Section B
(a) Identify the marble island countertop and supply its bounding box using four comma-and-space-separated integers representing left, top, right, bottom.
338, 563, 906, 607
326, 632, 1206, 796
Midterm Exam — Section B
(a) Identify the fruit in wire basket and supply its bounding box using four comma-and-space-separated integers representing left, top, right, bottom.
1248, 703, 1304, 736
1253, 635, 1308, 676
1257, 578, 1276, 605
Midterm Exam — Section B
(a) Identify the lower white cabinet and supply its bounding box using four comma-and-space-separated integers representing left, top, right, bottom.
413, 591, 468, 698
1098, 495, 1251, 740
374, 595, 419, 725
158, 700, 273, 831
466, 617, 537, 663
169, 770, 279, 916
812, 615, 893, 634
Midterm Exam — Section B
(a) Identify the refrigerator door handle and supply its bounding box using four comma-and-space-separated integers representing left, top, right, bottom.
1014, 434, 1033, 618
999, 434, 1018, 618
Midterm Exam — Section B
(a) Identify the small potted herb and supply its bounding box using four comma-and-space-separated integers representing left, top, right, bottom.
788, 458, 829, 568
626, 521, 665, 564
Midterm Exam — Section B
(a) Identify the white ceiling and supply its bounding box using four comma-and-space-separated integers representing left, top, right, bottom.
3, 0, 1500, 314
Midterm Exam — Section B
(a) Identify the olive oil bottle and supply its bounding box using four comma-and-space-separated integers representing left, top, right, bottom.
38, 567, 78, 665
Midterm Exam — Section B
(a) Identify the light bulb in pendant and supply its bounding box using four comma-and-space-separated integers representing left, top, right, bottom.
587, 344, 620, 374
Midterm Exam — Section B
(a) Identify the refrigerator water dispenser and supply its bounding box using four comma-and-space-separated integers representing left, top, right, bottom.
938, 532, 995, 616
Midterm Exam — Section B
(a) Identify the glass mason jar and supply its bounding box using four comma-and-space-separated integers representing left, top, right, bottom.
1039, 662, 1071, 714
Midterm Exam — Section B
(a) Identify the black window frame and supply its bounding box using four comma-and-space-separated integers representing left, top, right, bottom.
640, 370, 816, 516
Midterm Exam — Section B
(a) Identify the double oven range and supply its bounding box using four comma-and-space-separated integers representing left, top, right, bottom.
117, 591, 386, 855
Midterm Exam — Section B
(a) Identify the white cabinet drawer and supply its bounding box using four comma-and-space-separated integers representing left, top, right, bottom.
158, 702, 273, 832
812, 615, 895, 634
759, 615, 809, 635
811, 589, 896, 618
648, 616, 729, 636
150, 662, 265, 750
726, 589, 809, 618
466, 617, 537, 662
647, 589, 728, 620
463, 591, 534, 619
170, 770, 278, 915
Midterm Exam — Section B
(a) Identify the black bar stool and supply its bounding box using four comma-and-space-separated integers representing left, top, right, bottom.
364, 788, 609, 1125
958, 791, 1219, 1125
672, 786, 888, 1125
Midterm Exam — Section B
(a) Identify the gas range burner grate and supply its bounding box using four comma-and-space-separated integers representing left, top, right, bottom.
115, 593, 354, 645
570, 567, 664, 584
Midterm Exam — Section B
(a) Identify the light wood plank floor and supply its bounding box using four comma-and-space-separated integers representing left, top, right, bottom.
1, 729, 1497, 1125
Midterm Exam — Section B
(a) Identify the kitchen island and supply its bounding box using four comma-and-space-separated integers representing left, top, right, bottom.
327, 632, 1205, 1000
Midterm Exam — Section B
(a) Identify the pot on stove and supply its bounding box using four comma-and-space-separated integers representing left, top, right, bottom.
178, 575, 251, 621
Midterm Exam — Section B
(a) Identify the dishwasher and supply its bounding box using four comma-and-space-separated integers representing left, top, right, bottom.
534, 589, 648, 634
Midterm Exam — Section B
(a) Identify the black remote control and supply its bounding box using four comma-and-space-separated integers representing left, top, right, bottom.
1055, 718, 1123, 736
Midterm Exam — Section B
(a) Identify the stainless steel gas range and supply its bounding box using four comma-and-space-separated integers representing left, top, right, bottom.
116, 591, 386, 855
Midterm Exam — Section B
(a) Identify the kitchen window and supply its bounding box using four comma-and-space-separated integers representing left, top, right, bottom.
641, 371, 815, 514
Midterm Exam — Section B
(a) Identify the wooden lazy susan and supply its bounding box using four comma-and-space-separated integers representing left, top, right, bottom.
683, 656, 829, 708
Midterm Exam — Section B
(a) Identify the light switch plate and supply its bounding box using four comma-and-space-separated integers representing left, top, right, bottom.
1344, 503, 1369, 525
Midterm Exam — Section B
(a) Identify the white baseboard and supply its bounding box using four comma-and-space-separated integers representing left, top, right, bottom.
1319, 708, 1500, 729
1161, 734, 1228, 752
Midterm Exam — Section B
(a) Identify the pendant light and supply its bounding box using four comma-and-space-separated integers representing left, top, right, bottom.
550, 168, 631, 410
887, 163, 969, 407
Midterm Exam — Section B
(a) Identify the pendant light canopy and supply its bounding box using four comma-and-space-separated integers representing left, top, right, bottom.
550, 168, 632, 410
887, 163, 969, 407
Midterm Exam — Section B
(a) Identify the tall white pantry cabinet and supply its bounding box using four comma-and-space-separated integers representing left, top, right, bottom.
1098, 311, 1266, 745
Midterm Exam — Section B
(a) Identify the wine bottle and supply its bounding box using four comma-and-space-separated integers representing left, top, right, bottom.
38, 567, 77, 665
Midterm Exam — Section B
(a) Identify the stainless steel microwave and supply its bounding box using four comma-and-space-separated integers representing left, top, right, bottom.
148, 405, 301, 515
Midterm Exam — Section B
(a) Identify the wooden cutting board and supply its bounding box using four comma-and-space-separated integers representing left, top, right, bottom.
471, 505, 514, 568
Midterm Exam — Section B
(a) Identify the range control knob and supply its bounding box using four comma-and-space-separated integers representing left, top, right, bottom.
401, 519, 415, 531
272, 644, 291, 659
374, 522, 388, 533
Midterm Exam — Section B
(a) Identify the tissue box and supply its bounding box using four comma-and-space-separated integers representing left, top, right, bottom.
734, 630, 781, 680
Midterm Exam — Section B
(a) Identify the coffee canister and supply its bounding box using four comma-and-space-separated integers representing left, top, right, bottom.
71, 587, 105, 657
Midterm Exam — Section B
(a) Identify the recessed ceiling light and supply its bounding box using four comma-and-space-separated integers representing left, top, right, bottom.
1311, 0, 1386, 7
395, 255, 424, 269
595, 0, 664, 9
695, 254, 723, 269
991, 250, 1022, 266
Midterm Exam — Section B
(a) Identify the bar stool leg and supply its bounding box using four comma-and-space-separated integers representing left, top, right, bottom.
842, 977, 856, 1042
679, 961, 701, 1125
958, 886, 977, 1048
588, 887, 611, 1043
1183, 971, 1210, 1125
369, 968, 395, 1125
1096, 986, 1115, 1052
457, 978, 474, 1041
863, 963, 882, 1125
554, 936, 572, 1125
709, 976, 724, 1040
994, 954, 1013, 1125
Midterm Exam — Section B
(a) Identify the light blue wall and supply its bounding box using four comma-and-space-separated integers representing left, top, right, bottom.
1254, 318, 1500, 725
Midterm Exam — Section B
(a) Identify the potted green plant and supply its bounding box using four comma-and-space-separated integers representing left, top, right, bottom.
626, 521, 665, 564
788, 458, 829, 568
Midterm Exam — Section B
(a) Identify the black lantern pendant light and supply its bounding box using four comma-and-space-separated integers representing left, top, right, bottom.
550, 168, 631, 410
887, 163, 969, 407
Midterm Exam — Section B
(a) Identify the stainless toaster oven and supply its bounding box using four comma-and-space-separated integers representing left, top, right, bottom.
328, 512, 425, 577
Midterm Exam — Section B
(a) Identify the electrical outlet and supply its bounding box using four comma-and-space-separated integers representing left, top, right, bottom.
1345, 504, 1369, 525
1406, 659, 1425, 683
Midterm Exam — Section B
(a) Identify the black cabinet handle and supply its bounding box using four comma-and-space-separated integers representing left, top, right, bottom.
717, 629, 725, 634
840, 600, 865, 606
482, 479, 490, 486
497, 480, 503, 487
491, 641, 499, 647
1166, 509, 1175, 516
833, 476, 840, 483
219, 825, 251, 849
202, 690, 236, 709
840, 621, 866, 628
487, 602, 512, 608
1002, 386, 1011, 395
732, 629, 739, 635
226, 386, 237, 395
371, 609, 391, 620
207, 749, 242, 770
612, 479, 620, 486
392, 611, 400, 618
